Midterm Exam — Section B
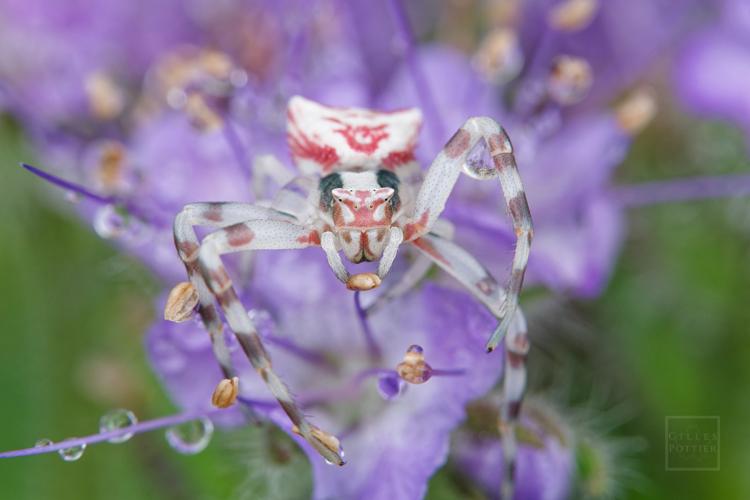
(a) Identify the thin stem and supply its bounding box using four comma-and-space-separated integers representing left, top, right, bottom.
222, 119, 252, 178
265, 334, 337, 373
430, 368, 466, 377
21, 163, 115, 205
387, 0, 446, 145
21, 162, 153, 223
354, 291, 383, 361
0, 410, 217, 459
614, 173, 750, 207
298, 368, 395, 407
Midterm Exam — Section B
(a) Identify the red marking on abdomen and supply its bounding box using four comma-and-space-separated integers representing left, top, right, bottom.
227, 224, 254, 247
402, 211, 430, 241
333, 123, 389, 154
382, 150, 415, 169
444, 129, 471, 159
412, 237, 450, 267
297, 230, 321, 246
288, 110, 340, 171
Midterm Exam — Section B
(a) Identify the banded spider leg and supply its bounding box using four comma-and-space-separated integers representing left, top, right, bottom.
410, 232, 529, 500
174, 202, 344, 465
403, 117, 533, 352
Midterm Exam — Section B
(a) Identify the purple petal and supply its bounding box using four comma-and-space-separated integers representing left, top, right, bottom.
677, 29, 750, 135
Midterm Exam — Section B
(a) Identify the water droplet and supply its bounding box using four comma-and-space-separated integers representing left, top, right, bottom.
65, 191, 81, 203
99, 409, 138, 443
93, 204, 153, 245
93, 204, 126, 239
58, 440, 86, 462
34, 438, 53, 448
165, 418, 214, 455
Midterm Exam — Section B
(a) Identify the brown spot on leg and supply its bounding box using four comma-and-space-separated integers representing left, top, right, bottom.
508, 195, 531, 224
488, 132, 513, 155
210, 268, 233, 293
226, 223, 254, 247
204, 203, 224, 222
296, 230, 321, 245
444, 129, 471, 159
403, 211, 430, 241
177, 241, 200, 262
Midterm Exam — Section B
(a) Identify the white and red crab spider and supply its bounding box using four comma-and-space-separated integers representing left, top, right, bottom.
168, 96, 533, 484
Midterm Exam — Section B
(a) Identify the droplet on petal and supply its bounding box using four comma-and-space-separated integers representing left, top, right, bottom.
165, 418, 214, 455
99, 409, 138, 444
58, 440, 86, 462
93, 204, 126, 239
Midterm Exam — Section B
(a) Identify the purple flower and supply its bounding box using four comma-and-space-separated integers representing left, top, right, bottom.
147, 247, 529, 498
452, 399, 574, 500
0, 0, 195, 125
676, 0, 750, 139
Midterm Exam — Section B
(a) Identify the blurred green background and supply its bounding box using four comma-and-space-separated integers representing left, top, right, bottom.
1, 92, 749, 500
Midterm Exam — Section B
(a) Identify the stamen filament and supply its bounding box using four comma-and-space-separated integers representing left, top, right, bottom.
354, 291, 383, 361
21, 163, 116, 204
266, 334, 337, 372
0, 410, 216, 459
222, 119, 252, 179
388, 0, 446, 145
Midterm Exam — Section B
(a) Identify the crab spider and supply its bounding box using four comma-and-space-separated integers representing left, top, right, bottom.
169, 96, 533, 476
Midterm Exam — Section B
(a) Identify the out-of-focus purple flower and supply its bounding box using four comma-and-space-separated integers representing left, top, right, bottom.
676, 0, 750, 139
453, 399, 573, 500
0, 0, 195, 125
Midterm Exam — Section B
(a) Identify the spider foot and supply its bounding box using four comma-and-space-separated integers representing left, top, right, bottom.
485, 310, 514, 353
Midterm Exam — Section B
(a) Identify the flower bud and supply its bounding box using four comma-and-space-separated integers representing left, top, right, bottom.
211, 377, 239, 408
164, 282, 199, 323
346, 272, 381, 291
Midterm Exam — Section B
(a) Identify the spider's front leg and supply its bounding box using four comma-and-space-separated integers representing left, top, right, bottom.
196, 219, 345, 465
173, 202, 279, 379
408, 231, 529, 500
404, 118, 533, 352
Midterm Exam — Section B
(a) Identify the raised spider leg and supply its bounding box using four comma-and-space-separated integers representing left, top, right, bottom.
408, 231, 528, 500
174, 202, 278, 379
251, 154, 296, 201
196, 220, 344, 465
405, 117, 533, 352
